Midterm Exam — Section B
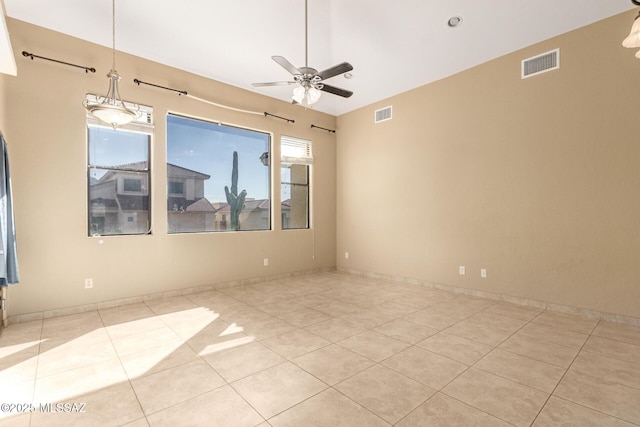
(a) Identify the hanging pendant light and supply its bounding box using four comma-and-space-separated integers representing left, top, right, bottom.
83, 0, 139, 127
623, 0, 640, 55
623, 12, 640, 48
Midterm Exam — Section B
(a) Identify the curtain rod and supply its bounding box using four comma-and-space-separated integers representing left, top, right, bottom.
311, 124, 335, 133
22, 51, 96, 73
133, 77, 294, 122
264, 112, 294, 123
134, 79, 187, 95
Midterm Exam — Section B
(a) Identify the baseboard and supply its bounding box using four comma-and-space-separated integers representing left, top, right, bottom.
6, 266, 336, 325
337, 267, 640, 327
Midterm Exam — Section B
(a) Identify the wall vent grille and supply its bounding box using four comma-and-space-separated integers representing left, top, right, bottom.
374, 106, 392, 123
521, 48, 559, 79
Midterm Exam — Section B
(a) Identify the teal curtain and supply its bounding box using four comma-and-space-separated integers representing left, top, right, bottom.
0, 134, 19, 285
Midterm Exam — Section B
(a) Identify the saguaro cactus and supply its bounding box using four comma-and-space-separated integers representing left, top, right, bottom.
224, 151, 247, 231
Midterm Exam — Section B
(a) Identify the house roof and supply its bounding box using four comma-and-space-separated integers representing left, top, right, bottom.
96, 162, 210, 184
167, 163, 210, 180
185, 198, 215, 213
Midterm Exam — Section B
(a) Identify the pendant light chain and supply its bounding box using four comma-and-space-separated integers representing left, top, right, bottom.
112, 0, 116, 70
83, 0, 139, 127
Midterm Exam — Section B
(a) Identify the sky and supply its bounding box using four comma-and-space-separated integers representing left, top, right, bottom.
88, 126, 149, 181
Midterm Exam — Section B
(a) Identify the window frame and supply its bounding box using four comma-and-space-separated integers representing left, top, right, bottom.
280, 135, 312, 230
166, 112, 272, 234
86, 96, 154, 237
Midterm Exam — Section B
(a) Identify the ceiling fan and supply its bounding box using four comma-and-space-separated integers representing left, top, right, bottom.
252, 0, 353, 106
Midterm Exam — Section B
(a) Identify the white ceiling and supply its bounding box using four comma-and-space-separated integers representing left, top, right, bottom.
4, 0, 634, 116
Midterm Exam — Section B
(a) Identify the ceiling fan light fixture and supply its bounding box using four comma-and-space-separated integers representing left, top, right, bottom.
252, 0, 353, 106
292, 86, 306, 104
308, 86, 322, 104
292, 85, 321, 106
84, 0, 139, 127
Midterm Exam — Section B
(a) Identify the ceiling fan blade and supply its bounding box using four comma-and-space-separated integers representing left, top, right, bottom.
252, 81, 297, 87
272, 56, 301, 76
317, 62, 353, 81
319, 83, 353, 98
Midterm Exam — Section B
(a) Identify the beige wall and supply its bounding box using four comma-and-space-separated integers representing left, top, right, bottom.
337, 11, 640, 319
2, 19, 336, 317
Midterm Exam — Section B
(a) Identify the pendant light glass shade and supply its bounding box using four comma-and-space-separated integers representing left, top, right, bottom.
84, 0, 139, 127
623, 12, 640, 48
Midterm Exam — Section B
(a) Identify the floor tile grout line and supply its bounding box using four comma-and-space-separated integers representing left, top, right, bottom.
117, 304, 267, 424
422, 305, 555, 426
244, 288, 460, 424
100, 311, 149, 427
579, 345, 640, 369
375, 342, 466, 390
543, 394, 640, 427
528, 318, 604, 426
26, 319, 45, 427
225, 361, 313, 423
590, 327, 640, 347
470, 360, 563, 395
494, 344, 576, 370
328, 385, 403, 426
415, 391, 520, 427
140, 376, 265, 425
469, 306, 586, 371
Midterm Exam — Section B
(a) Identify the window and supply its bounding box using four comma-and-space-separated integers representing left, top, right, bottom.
166, 114, 271, 233
87, 98, 153, 236
281, 136, 311, 229
123, 178, 142, 192
168, 181, 184, 195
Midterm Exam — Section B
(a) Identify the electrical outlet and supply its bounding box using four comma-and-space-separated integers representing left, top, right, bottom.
84, 278, 94, 289
345, 252, 349, 259
459, 266, 465, 275
263, 258, 269, 266
481, 269, 487, 278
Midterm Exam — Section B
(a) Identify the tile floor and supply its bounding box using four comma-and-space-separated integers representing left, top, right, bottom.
1, 272, 639, 426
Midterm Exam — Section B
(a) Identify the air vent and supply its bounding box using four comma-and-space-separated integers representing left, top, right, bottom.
521, 48, 559, 79
375, 106, 392, 123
